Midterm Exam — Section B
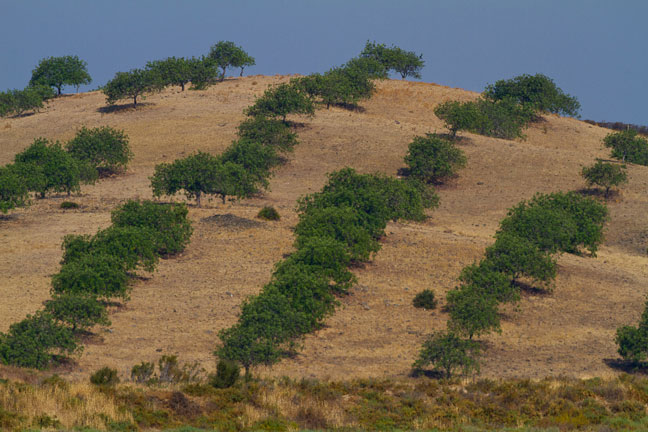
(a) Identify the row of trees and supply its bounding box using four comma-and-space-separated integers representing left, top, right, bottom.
0, 200, 193, 369
414, 192, 608, 377
0, 126, 133, 214
434, 74, 580, 140
103, 41, 255, 106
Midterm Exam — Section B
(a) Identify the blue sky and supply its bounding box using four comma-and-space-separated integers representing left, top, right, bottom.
1, 0, 646, 123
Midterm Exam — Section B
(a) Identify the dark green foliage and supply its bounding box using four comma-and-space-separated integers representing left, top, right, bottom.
84, 226, 160, 272
582, 160, 628, 198
13, 138, 85, 197
66, 126, 133, 175
151, 152, 260, 206
237, 116, 299, 153
103, 68, 164, 106
245, 83, 315, 121
484, 233, 557, 289
603, 129, 648, 165
446, 285, 502, 339
293, 65, 376, 109
44, 294, 110, 332
412, 331, 480, 377
208, 41, 255, 80
90, 367, 120, 386
457, 261, 520, 304
60, 201, 79, 209
360, 41, 424, 79
111, 200, 193, 256
216, 324, 283, 377
404, 133, 467, 184
433, 100, 481, 137
343, 56, 389, 80
29, 55, 92, 95
146, 57, 193, 91
616, 299, 648, 364
412, 289, 437, 310
131, 361, 155, 384
220, 139, 278, 188
497, 192, 608, 255
209, 359, 240, 388
51, 253, 131, 300
0, 165, 28, 213
483, 73, 581, 117
187, 56, 221, 90
257, 206, 280, 221
0, 312, 79, 370
0, 85, 55, 117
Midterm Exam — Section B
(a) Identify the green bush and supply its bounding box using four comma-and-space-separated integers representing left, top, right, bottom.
111, 200, 193, 256
66, 126, 133, 175
581, 160, 627, 197
616, 298, 648, 364
237, 116, 299, 153
404, 133, 467, 184
412, 289, 437, 309
52, 253, 131, 300
603, 129, 648, 165
0, 312, 79, 369
44, 294, 110, 332
483, 73, 580, 117
0, 165, 29, 213
209, 360, 241, 389
446, 285, 501, 339
245, 83, 315, 121
60, 201, 79, 209
360, 41, 424, 79
412, 331, 480, 378
90, 367, 120, 386
257, 206, 280, 221
131, 361, 156, 384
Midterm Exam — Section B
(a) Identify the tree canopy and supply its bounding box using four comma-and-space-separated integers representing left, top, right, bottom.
360, 41, 424, 79
208, 41, 255, 81
30, 55, 92, 95
103, 68, 164, 106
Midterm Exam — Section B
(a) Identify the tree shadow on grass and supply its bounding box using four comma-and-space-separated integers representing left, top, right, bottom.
604, 358, 648, 374
97, 102, 153, 114
514, 280, 553, 297
575, 187, 620, 201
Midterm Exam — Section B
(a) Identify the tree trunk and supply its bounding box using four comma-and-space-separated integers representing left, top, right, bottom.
240, 67, 244, 77
221, 194, 226, 204
133, 95, 138, 106
196, 191, 201, 207
605, 186, 610, 198
181, 82, 185, 91
56, 86, 62, 96
220, 67, 226, 82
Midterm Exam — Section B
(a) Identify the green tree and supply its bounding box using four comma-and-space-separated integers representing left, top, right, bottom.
237, 116, 299, 153
66, 126, 133, 175
581, 160, 628, 198
404, 133, 467, 184
246, 83, 315, 121
360, 41, 425, 79
216, 324, 283, 378
616, 298, 648, 364
433, 100, 481, 137
187, 56, 221, 89
0, 85, 56, 117
44, 294, 111, 333
220, 139, 278, 188
458, 261, 520, 304
483, 73, 580, 117
446, 285, 501, 339
52, 253, 131, 301
30, 55, 92, 95
412, 331, 480, 378
344, 56, 389, 80
103, 68, 164, 106
603, 129, 648, 165
208, 41, 255, 81
146, 57, 192, 91
0, 165, 29, 213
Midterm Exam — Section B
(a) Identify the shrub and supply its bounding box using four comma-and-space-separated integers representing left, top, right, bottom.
151, 152, 259, 207
446, 285, 501, 339
412, 289, 437, 310
360, 41, 424, 79
111, 200, 193, 256
237, 116, 299, 153
0, 312, 79, 369
60, 201, 79, 209
257, 206, 280, 221
52, 253, 131, 300
483, 73, 580, 117
90, 367, 120, 386
66, 126, 133, 175
0, 165, 29, 213
603, 129, 648, 165
404, 133, 466, 184
30, 55, 92, 95
581, 161, 627, 198
209, 359, 241, 389
44, 294, 110, 332
412, 331, 480, 378
245, 83, 315, 121
616, 298, 648, 364
103, 68, 164, 106
131, 361, 156, 384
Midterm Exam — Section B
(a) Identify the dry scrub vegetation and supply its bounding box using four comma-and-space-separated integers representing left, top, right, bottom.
1, 76, 648, 384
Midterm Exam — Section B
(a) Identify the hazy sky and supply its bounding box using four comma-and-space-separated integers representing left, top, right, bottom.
1, 0, 646, 124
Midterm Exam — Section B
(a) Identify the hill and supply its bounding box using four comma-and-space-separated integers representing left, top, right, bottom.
1, 76, 647, 382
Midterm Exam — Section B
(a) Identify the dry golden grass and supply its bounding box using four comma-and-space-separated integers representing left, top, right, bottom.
0, 76, 647, 383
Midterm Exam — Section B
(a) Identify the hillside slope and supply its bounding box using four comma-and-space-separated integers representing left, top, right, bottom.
1, 76, 646, 381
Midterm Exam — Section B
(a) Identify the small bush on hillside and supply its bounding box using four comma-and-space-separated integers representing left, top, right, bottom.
245, 83, 315, 121
0, 312, 79, 370
111, 200, 193, 256
581, 160, 628, 198
52, 253, 131, 300
446, 285, 502, 339
209, 359, 240, 389
483, 73, 580, 117
412, 289, 437, 310
131, 361, 156, 384
616, 298, 648, 364
60, 201, 79, 209
404, 133, 466, 184
237, 116, 299, 153
412, 331, 480, 378
66, 126, 133, 175
257, 206, 280, 221
603, 129, 648, 165
0, 165, 29, 213
44, 294, 110, 333
90, 367, 120, 386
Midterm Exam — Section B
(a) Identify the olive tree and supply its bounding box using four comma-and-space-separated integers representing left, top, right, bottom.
66, 126, 133, 174
30, 55, 92, 95
404, 133, 467, 184
0, 165, 29, 213
360, 41, 424, 79
103, 68, 164, 106
581, 160, 628, 197
603, 129, 648, 165
208, 41, 255, 81
44, 294, 111, 333
245, 83, 315, 121
412, 331, 480, 378
146, 57, 192, 91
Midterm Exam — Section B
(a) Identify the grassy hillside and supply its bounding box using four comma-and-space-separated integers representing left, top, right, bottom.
1, 76, 647, 383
